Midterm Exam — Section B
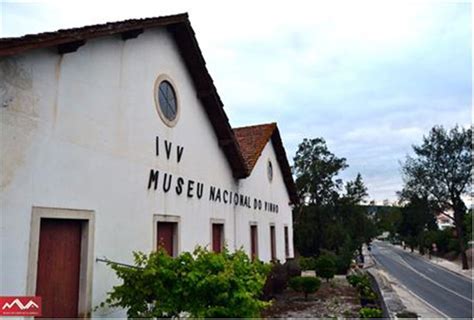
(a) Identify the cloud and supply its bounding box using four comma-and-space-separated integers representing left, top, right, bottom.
2, 0, 471, 201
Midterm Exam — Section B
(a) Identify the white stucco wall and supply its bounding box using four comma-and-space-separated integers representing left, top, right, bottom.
0, 26, 294, 317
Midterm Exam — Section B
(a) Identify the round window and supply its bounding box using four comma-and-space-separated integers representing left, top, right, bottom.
154, 75, 179, 127
267, 160, 273, 182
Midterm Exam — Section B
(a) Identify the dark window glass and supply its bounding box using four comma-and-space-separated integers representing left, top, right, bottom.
268, 161, 273, 181
158, 81, 177, 121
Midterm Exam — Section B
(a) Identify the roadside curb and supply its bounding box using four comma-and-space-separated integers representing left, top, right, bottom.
364, 254, 407, 319
366, 245, 452, 319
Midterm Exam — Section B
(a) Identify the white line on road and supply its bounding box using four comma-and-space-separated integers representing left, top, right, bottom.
386, 243, 473, 282
376, 245, 473, 303
372, 253, 451, 319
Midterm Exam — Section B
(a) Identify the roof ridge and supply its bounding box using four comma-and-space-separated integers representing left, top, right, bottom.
233, 122, 277, 130
0, 13, 189, 42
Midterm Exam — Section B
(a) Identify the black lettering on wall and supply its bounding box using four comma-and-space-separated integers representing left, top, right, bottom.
209, 186, 216, 201
148, 169, 159, 190
177, 146, 184, 163
223, 190, 229, 203
197, 183, 204, 199
176, 177, 184, 195
234, 194, 239, 205
163, 173, 172, 192
165, 140, 172, 159
156, 136, 159, 156
187, 180, 195, 198
215, 188, 221, 202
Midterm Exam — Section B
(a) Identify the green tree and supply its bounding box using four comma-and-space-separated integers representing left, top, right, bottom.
292, 138, 375, 262
293, 138, 347, 206
398, 195, 437, 252
289, 276, 321, 300
315, 254, 336, 282
374, 206, 402, 236
400, 125, 472, 269
344, 173, 369, 204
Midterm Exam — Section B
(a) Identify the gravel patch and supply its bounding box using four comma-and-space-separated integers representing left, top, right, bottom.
262, 275, 361, 318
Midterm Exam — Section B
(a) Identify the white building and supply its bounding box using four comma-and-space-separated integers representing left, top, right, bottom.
436, 211, 455, 230
0, 13, 297, 318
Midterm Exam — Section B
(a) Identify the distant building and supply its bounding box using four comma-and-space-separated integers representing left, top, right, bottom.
436, 211, 455, 230
0, 13, 297, 318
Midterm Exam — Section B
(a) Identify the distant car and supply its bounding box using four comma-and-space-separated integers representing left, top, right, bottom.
391, 239, 402, 245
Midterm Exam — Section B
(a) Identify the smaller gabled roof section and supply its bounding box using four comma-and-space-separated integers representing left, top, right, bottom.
234, 123, 277, 170
233, 123, 298, 204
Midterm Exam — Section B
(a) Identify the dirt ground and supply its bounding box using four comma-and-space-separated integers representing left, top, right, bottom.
262, 275, 361, 318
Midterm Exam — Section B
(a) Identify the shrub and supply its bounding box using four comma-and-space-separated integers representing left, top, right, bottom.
396, 310, 419, 318
100, 247, 271, 318
262, 261, 289, 299
299, 256, 317, 270
289, 276, 321, 300
315, 254, 336, 281
359, 307, 383, 318
335, 252, 353, 274
284, 258, 302, 278
347, 274, 364, 287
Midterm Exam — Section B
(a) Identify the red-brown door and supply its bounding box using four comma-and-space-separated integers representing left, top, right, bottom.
36, 219, 82, 318
250, 225, 258, 260
270, 225, 276, 261
212, 224, 224, 253
157, 222, 175, 256
284, 226, 289, 257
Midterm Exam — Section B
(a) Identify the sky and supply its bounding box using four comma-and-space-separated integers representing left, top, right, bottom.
1, 0, 472, 203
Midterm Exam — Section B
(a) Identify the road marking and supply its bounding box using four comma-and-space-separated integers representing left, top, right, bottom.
376, 245, 473, 303
383, 243, 473, 282
372, 253, 451, 319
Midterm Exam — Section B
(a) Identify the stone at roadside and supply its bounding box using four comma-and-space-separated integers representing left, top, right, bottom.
301, 270, 316, 277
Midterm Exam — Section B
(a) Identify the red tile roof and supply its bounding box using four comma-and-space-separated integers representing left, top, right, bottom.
234, 123, 297, 204
234, 123, 277, 170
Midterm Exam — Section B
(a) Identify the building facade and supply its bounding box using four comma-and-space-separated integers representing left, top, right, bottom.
0, 14, 297, 317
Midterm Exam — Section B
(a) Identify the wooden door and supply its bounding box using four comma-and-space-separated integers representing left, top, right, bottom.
36, 219, 82, 318
270, 225, 276, 261
157, 222, 175, 256
212, 224, 223, 253
284, 226, 289, 257
250, 225, 258, 260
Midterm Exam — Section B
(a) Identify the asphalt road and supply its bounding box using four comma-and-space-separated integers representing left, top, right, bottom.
371, 241, 473, 318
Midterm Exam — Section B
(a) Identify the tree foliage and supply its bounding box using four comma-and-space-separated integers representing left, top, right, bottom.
100, 247, 270, 318
315, 254, 336, 281
289, 276, 321, 300
344, 173, 369, 205
400, 125, 472, 268
292, 137, 376, 268
293, 138, 347, 206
